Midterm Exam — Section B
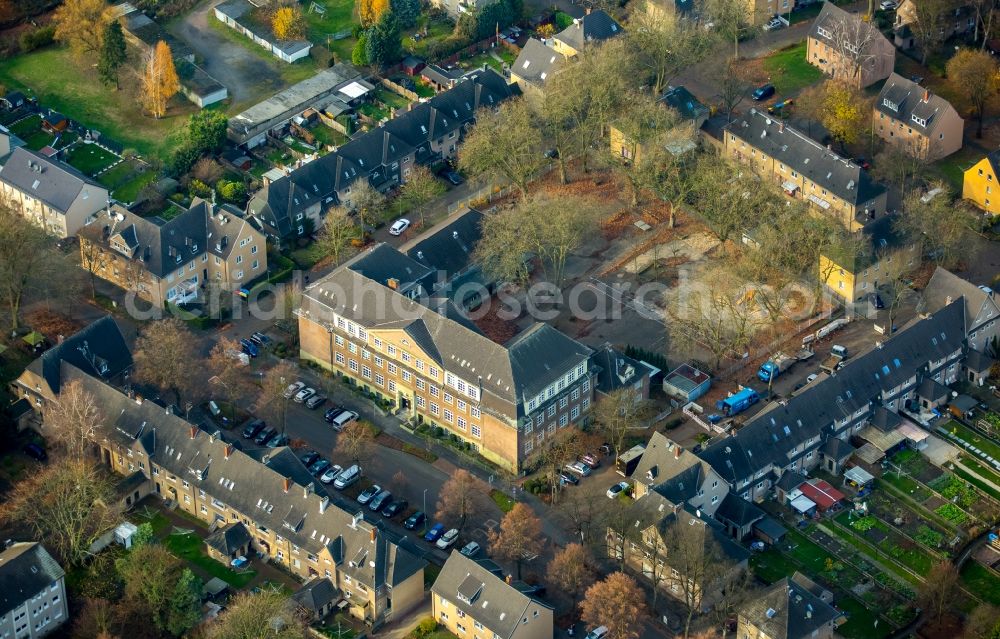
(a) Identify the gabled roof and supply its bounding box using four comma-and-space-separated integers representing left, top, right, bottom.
205, 522, 252, 556
660, 86, 709, 122
966, 349, 994, 373
554, 9, 623, 51
921, 266, 996, 332
214, 0, 310, 56
876, 73, 960, 133
820, 436, 854, 461
0, 147, 104, 213
511, 38, 566, 87
714, 492, 764, 527
403, 208, 484, 279
24, 315, 131, 397
590, 344, 648, 396
985, 149, 1000, 178
809, 2, 890, 55
740, 576, 840, 639
0, 543, 64, 616
700, 300, 966, 483
432, 552, 551, 639
917, 377, 949, 402
634, 432, 703, 489
292, 577, 339, 613
726, 109, 885, 206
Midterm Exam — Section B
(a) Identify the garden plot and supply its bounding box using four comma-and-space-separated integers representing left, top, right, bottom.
833, 510, 938, 578
63, 142, 120, 177
863, 490, 960, 555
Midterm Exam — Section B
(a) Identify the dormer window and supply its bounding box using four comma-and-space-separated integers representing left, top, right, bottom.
816, 25, 832, 38
911, 114, 927, 126
882, 98, 898, 112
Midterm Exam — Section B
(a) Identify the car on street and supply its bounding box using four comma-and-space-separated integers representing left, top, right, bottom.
239, 338, 259, 358
442, 170, 464, 186
254, 427, 275, 445
369, 490, 393, 512
320, 464, 343, 484
459, 541, 481, 557
404, 511, 426, 530
305, 395, 326, 409
806, 373, 819, 383
381, 499, 408, 518
265, 433, 288, 448
334, 465, 361, 490
23, 443, 47, 462
299, 450, 320, 467
559, 471, 579, 486
424, 523, 446, 542
294, 387, 315, 403
585, 627, 609, 639
357, 484, 382, 505
752, 84, 775, 101
330, 410, 358, 431
565, 461, 592, 477
580, 453, 600, 468
763, 16, 784, 30
310, 459, 332, 476
389, 218, 411, 236
606, 481, 630, 499
242, 419, 265, 439
880, 0, 897, 9
436, 528, 459, 549
249, 332, 271, 347
283, 381, 305, 399
324, 407, 344, 423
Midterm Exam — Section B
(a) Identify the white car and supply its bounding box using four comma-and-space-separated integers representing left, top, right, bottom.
606, 481, 630, 499
436, 528, 460, 549
320, 464, 343, 484
763, 17, 783, 31
880, 0, 897, 9
389, 218, 411, 236
565, 461, 592, 477
294, 387, 315, 403
806, 373, 819, 383
459, 541, 480, 557
283, 381, 305, 399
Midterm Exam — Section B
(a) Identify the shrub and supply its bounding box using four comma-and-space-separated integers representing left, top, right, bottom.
915, 525, 943, 548
411, 617, 438, 639
19, 25, 55, 52
216, 179, 246, 204
850, 516, 878, 532
935, 503, 967, 524
189, 179, 212, 198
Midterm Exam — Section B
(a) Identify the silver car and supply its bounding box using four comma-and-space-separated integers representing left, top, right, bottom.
320, 464, 343, 484
294, 387, 315, 403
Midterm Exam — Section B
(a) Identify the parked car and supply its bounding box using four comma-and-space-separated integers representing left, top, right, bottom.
853, 157, 872, 170
357, 484, 382, 505
404, 511, 426, 530
424, 523, 446, 542
283, 381, 305, 399
320, 464, 343, 484
389, 218, 411, 236
381, 499, 408, 518
330, 410, 358, 431
442, 170, 464, 186
436, 528, 460, 549
324, 407, 344, 423
806, 373, 819, 383
239, 338, 259, 358
254, 427, 275, 445
581, 453, 600, 468
249, 332, 271, 346
305, 395, 327, 409
763, 16, 784, 30
599, 443, 613, 455
299, 450, 320, 467
334, 465, 361, 490
870, 293, 885, 309
752, 84, 775, 101
294, 387, 315, 403
23, 443, 47, 462
459, 541, 481, 557
767, 98, 794, 114
242, 419, 265, 439
585, 627, 609, 639
565, 461, 592, 477
265, 433, 288, 448
606, 481, 630, 499
369, 490, 393, 512
310, 459, 332, 476
559, 471, 579, 486
880, 0, 897, 9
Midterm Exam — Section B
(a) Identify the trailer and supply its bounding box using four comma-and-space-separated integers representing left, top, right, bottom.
715, 387, 760, 417
616, 444, 647, 477
815, 318, 849, 341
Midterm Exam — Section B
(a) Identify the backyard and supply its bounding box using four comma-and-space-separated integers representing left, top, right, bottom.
761, 41, 824, 96
97, 159, 158, 203
300, 0, 357, 61
162, 529, 257, 588
63, 142, 120, 177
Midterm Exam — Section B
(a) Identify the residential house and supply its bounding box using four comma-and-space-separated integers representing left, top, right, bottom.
0, 128, 25, 162
78, 199, 267, 307
724, 109, 887, 230
920, 266, 1000, 353
738, 576, 841, 639
247, 69, 516, 239
0, 542, 68, 639
214, 0, 311, 62
70, 363, 427, 625
421, 64, 461, 92
610, 86, 707, 164
963, 150, 1000, 215
644, 0, 696, 20
894, 0, 976, 49
292, 577, 341, 621
698, 299, 967, 502
819, 215, 919, 308
510, 38, 567, 96
205, 522, 253, 564
607, 491, 750, 608
590, 343, 651, 402
551, 9, 623, 58
874, 74, 964, 161
12, 315, 133, 427
806, 2, 895, 88
632, 432, 729, 511
297, 243, 594, 473
0, 147, 109, 238
1, 91, 27, 110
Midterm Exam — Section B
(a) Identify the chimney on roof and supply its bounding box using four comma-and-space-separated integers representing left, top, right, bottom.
189, 426, 197, 439
283, 477, 291, 493
585, 6, 591, 14
320, 496, 330, 514
224, 444, 233, 459
923, 89, 930, 102
370, 527, 377, 543
674, 445, 682, 460
506, 574, 512, 584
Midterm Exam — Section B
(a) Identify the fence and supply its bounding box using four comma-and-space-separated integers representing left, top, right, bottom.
379, 77, 420, 102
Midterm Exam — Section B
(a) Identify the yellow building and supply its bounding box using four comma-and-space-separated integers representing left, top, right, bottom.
819, 216, 919, 306
963, 150, 1000, 216
875, 74, 965, 161
551, 9, 622, 58
738, 577, 840, 639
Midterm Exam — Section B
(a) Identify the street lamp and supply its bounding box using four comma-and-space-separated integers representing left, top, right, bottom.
423, 488, 429, 533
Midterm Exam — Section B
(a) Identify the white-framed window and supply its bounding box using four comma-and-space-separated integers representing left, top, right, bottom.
570, 406, 580, 419
559, 396, 568, 409
547, 405, 556, 418
471, 424, 481, 438
559, 414, 568, 427
430, 386, 440, 397
335, 352, 346, 365
388, 362, 398, 375
349, 360, 358, 372
431, 403, 440, 416
416, 395, 426, 408
375, 373, 385, 386
388, 380, 396, 392
457, 416, 467, 430
471, 406, 481, 418
362, 366, 372, 379
444, 409, 454, 423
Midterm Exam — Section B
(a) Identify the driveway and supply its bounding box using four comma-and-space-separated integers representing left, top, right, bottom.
168, 0, 288, 106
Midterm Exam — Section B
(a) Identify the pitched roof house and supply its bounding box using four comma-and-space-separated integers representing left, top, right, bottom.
510, 38, 567, 94
432, 553, 553, 639
0, 542, 68, 639
738, 576, 841, 639
920, 267, 1000, 354
0, 147, 109, 238
874, 73, 964, 161
963, 149, 1000, 215
552, 9, 623, 57
806, 2, 895, 88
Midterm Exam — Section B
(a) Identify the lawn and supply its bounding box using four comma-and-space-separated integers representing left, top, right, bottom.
301, 0, 357, 61
358, 102, 391, 123
374, 88, 411, 111
837, 595, 893, 639
310, 123, 351, 148
163, 530, 257, 588
955, 457, 1000, 500
206, 15, 319, 87
0, 47, 195, 160
113, 171, 157, 203
63, 142, 120, 177
489, 489, 515, 513
942, 419, 1000, 462
761, 42, 825, 96
880, 470, 932, 502
461, 52, 505, 74
750, 547, 798, 583
403, 15, 456, 58
97, 159, 158, 203
833, 511, 934, 578
9, 114, 55, 150
930, 147, 984, 193
960, 561, 1000, 606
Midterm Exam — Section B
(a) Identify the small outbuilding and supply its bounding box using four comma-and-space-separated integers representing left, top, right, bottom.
663, 363, 711, 402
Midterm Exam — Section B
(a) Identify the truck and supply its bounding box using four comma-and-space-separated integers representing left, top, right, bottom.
820, 345, 849, 374
756, 349, 815, 383
716, 387, 760, 417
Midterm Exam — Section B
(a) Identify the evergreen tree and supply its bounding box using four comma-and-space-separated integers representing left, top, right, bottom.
98, 21, 127, 89
364, 13, 401, 68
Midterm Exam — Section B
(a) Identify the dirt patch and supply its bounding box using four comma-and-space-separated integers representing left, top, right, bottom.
471, 293, 522, 344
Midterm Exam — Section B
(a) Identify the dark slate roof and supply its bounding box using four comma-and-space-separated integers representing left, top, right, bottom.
951, 394, 978, 413
432, 553, 551, 638
0, 543, 65, 616
403, 208, 484, 279
870, 405, 902, 432
714, 492, 764, 527
917, 377, 949, 402
876, 73, 959, 134
554, 9, 623, 50
292, 577, 339, 612
776, 470, 806, 492
7, 397, 31, 420
591, 344, 649, 396
740, 576, 840, 639
809, 2, 889, 55
349, 243, 435, 296
205, 522, 252, 556
421, 64, 461, 88
753, 516, 787, 541
966, 349, 994, 373
24, 315, 131, 396
122, 9, 193, 60
505, 323, 594, 401
660, 86, 709, 122
0, 147, 105, 213
921, 267, 994, 332
700, 300, 966, 484
986, 149, 1000, 178
820, 437, 854, 461
725, 109, 885, 206
511, 38, 565, 87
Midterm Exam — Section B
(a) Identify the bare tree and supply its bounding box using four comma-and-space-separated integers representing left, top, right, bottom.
488, 503, 544, 579
875, 248, 918, 332
909, 0, 956, 64
1, 458, 121, 567
207, 591, 308, 639
458, 98, 546, 201
591, 387, 652, 465
580, 572, 649, 639
258, 361, 299, 434
132, 318, 200, 405
557, 485, 601, 545
663, 517, 731, 638
705, 0, 760, 58
714, 59, 752, 123
435, 469, 487, 532
389, 469, 409, 498
207, 338, 254, 420
335, 419, 376, 466
898, 184, 979, 268
44, 379, 105, 460
919, 561, 960, 625
397, 164, 445, 226
542, 432, 584, 503
963, 603, 1000, 639
871, 145, 927, 195
628, 11, 715, 95
709, 569, 754, 639
611, 94, 681, 207
690, 155, 769, 246
636, 135, 699, 228
824, 10, 887, 84
345, 180, 386, 239
78, 226, 111, 300
548, 543, 594, 608
315, 207, 357, 266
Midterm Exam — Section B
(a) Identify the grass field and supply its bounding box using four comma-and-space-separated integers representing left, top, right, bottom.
374, 88, 411, 111
64, 143, 120, 176
762, 42, 825, 96
163, 531, 256, 588
960, 561, 1000, 605
8, 114, 55, 150
206, 15, 319, 88
301, 0, 357, 61
0, 47, 194, 160
944, 420, 1000, 461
